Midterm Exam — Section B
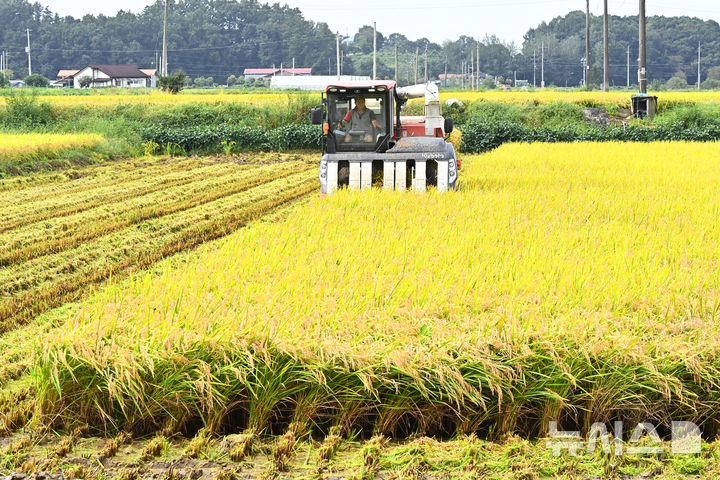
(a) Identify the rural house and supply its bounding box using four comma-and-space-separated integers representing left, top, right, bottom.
51, 69, 80, 87
69, 64, 157, 88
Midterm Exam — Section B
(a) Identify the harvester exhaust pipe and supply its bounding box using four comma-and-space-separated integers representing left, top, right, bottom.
397, 83, 444, 136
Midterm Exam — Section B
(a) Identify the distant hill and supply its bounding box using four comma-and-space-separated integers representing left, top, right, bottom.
0, 0, 337, 80
1, 0, 718, 86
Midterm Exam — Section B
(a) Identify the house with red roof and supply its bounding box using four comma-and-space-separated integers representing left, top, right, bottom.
51, 69, 80, 88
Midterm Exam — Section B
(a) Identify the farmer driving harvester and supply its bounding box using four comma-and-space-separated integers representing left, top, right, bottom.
313, 81, 459, 193
336, 97, 383, 143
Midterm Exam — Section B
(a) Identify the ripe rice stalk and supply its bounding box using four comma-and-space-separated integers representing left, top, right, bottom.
0, 133, 104, 166
27, 142, 720, 440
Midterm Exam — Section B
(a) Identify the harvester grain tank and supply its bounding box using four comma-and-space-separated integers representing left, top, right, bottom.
311, 81, 459, 194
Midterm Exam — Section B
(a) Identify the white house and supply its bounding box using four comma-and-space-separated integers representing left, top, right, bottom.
72, 65, 155, 88
140, 68, 158, 88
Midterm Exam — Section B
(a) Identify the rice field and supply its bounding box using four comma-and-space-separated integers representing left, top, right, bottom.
0, 132, 105, 166
23, 141, 720, 452
0, 92, 304, 106
437, 89, 720, 106
2, 90, 719, 108
0, 153, 316, 336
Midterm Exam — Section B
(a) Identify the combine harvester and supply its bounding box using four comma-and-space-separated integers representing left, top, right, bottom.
311, 81, 459, 194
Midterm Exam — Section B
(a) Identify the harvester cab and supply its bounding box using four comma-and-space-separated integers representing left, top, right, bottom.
311, 81, 459, 194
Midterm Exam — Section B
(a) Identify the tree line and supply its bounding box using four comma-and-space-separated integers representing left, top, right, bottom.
1, 0, 718, 88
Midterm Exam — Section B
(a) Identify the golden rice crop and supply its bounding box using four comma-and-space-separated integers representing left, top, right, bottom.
0, 133, 104, 164
35, 141, 720, 438
438, 90, 720, 107
3, 90, 718, 108
0, 92, 304, 107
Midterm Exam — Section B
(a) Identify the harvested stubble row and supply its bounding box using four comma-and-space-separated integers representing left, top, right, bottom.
0, 160, 252, 233
0, 157, 316, 333
0, 161, 304, 264
0, 156, 203, 200
35, 142, 720, 439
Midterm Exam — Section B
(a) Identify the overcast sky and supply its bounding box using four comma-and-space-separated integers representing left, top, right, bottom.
36, 0, 720, 45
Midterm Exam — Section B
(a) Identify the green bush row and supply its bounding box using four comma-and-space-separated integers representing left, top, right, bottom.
445, 101, 588, 128
0, 93, 317, 130
140, 123, 322, 153
460, 120, 720, 153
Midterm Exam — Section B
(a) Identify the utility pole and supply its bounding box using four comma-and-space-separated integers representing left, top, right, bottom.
424, 43, 428, 83
626, 44, 630, 87
292, 57, 295, 76
476, 42, 480, 87
25, 28, 31, 76
444, 57, 448, 87
514, 70, 517, 88
541, 42, 545, 88
407, 55, 412, 85
162, 0, 168, 76
533, 49, 537, 88
585, 0, 591, 89
470, 51, 474, 90
372, 21, 376, 80
603, 0, 609, 92
336, 34, 341, 79
394, 44, 398, 83
461, 61, 465, 89
414, 46, 418, 84
638, 0, 647, 93
697, 40, 701, 89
